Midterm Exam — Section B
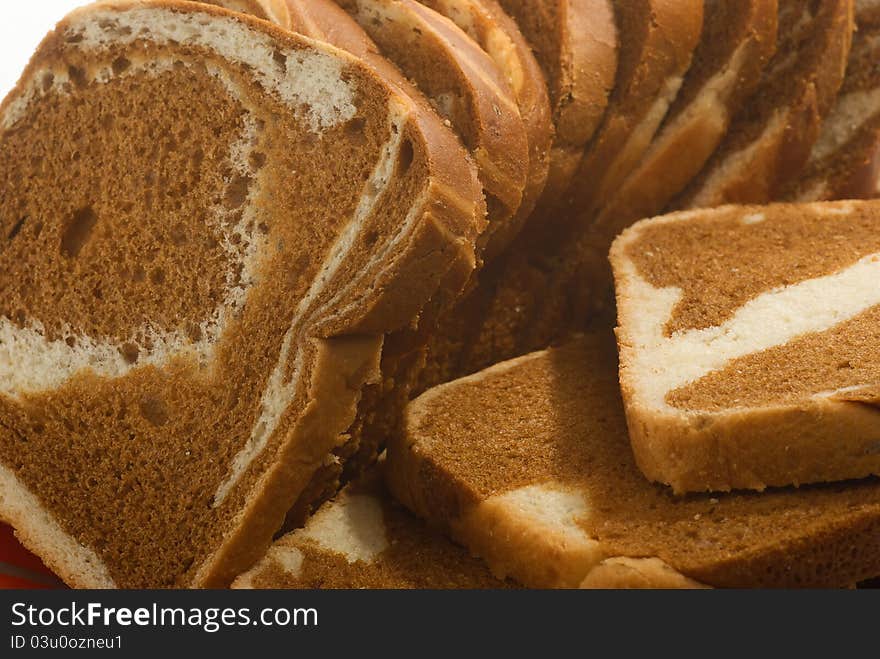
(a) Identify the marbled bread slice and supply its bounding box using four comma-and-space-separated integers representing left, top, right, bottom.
494, 0, 618, 208
0, 0, 483, 588
785, 0, 880, 201
207, 0, 497, 525
338, 0, 529, 261
233, 468, 509, 588
611, 201, 880, 493
678, 0, 854, 208
593, 0, 778, 241
387, 330, 880, 588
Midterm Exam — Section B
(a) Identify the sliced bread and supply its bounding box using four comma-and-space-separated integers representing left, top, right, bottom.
561, 0, 705, 223
785, 0, 880, 201
495, 0, 618, 207
387, 330, 880, 588
0, 0, 483, 587
233, 468, 509, 588
677, 0, 854, 208
611, 201, 880, 493
592, 0, 778, 241
337, 0, 530, 261
418, 0, 553, 233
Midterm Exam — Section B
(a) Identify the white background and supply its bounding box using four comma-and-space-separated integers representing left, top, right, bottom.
0, 2, 91, 98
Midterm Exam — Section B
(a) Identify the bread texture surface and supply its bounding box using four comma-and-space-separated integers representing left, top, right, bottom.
0, 0, 483, 587
233, 468, 509, 588
612, 201, 880, 492
388, 330, 880, 588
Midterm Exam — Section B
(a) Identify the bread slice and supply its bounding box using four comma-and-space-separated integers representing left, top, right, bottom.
0, 0, 484, 588
561, 0, 705, 223
611, 201, 880, 493
338, 0, 529, 261
232, 468, 508, 588
785, 0, 880, 201
678, 0, 854, 208
592, 0, 778, 242
387, 330, 880, 588
418, 0, 553, 235
494, 0, 618, 207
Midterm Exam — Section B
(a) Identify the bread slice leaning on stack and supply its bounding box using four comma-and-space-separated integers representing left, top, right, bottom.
784, 0, 880, 201
677, 0, 854, 208
387, 330, 880, 588
611, 201, 880, 493
232, 468, 510, 588
0, 0, 484, 588
418, 0, 553, 233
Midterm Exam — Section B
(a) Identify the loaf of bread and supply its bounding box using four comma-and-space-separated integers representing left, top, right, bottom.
387, 330, 880, 588
612, 201, 880, 493
0, 0, 484, 587
233, 468, 509, 588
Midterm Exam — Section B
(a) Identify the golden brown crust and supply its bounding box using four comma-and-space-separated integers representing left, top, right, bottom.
580, 557, 710, 589
338, 0, 529, 262
496, 0, 618, 207
591, 0, 778, 239
677, 0, 855, 208
562, 0, 705, 224
419, 0, 553, 240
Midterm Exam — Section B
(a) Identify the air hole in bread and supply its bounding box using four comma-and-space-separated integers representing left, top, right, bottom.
272, 49, 287, 71
345, 117, 367, 144
112, 56, 131, 76
249, 151, 266, 170
60, 206, 98, 258
67, 65, 87, 88
120, 342, 140, 365
6, 217, 26, 241
398, 139, 414, 174
41, 72, 54, 92
139, 396, 169, 427
65, 336, 76, 348
223, 175, 252, 209
364, 230, 379, 247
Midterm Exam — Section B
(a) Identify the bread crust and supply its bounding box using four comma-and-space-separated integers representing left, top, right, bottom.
497, 0, 618, 207
0, 0, 484, 587
561, 0, 704, 224
677, 0, 855, 208
592, 0, 778, 239
419, 0, 553, 240
338, 0, 529, 262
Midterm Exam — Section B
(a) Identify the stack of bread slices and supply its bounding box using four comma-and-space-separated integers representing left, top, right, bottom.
0, 0, 878, 589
